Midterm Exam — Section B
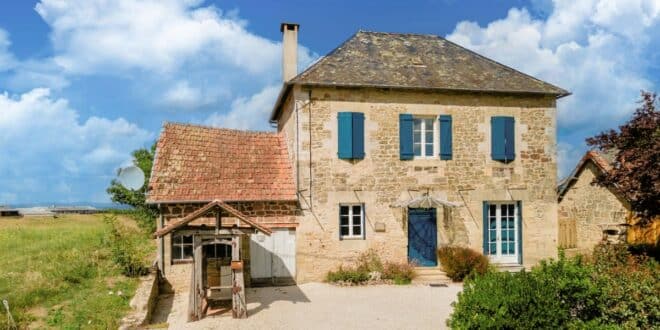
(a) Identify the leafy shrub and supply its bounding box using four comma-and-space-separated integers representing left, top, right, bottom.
437, 246, 489, 281
449, 256, 602, 329
355, 249, 384, 273
326, 249, 415, 284
107, 207, 157, 234
448, 244, 659, 329
382, 261, 416, 284
103, 215, 150, 277
591, 244, 660, 328
326, 266, 369, 284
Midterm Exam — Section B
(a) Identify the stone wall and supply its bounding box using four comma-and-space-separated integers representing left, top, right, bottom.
558, 161, 630, 252
280, 86, 559, 282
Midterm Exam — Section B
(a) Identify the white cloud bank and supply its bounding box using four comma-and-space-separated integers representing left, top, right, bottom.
34, 0, 316, 118
0, 88, 152, 203
446, 0, 660, 176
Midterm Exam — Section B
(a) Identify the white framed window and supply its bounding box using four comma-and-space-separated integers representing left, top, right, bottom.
339, 204, 364, 239
172, 234, 193, 261
413, 117, 437, 158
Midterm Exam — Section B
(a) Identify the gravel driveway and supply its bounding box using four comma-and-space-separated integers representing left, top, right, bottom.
154, 282, 462, 329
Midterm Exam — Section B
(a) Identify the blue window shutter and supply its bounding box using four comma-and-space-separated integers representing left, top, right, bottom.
482, 202, 489, 255
352, 113, 365, 159
504, 117, 515, 160
491, 116, 515, 162
517, 201, 523, 265
337, 112, 353, 159
439, 115, 453, 160
399, 114, 413, 160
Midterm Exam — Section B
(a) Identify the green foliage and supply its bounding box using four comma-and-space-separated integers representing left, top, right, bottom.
590, 244, 660, 329
107, 207, 158, 234
326, 266, 370, 284
0, 215, 149, 329
382, 261, 415, 284
448, 244, 660, 329
103, 215, 151, 277
586, 91, 660, 220
106, 143, 158, 233
326, 249, 416, 285
437, 246, 489, 282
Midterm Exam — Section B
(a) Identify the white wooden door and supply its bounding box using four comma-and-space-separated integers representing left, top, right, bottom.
250, 229, 296, 280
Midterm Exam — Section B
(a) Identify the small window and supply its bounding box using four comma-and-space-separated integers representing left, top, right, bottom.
204, 244, 232, 259
172, 234, 193, 261
413, 117, 436, 158
339, 204, 364, 239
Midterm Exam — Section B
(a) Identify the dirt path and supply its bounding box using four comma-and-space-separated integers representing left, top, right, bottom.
151, 282, 462, 329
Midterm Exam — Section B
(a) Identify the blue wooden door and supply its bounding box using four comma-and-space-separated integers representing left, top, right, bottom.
408, 208, 437, 266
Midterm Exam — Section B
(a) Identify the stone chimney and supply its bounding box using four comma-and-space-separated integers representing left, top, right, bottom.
281, 22, 299, 82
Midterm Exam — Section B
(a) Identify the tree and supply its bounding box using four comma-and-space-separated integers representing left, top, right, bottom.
586, 91, 660, 221
107, 143, 156, 208
107, 143, 158, 232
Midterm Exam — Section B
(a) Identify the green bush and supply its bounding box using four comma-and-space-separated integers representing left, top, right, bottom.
103, 215, 150, 277
326, 266, 370, 284
437, 246, 489, 282
326, 249, 415, 284
382, 261, 416, 284
448, 244, 660, 329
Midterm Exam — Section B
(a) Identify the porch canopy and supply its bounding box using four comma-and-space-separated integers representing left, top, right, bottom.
154, 200, 271, 322
392, 193, 460, 209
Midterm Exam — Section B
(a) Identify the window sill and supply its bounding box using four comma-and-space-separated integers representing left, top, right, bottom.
172, 259, 193, 264
340, 237, 365, 240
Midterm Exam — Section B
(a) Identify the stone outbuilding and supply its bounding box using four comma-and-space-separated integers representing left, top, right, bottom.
557, 151, 630, 253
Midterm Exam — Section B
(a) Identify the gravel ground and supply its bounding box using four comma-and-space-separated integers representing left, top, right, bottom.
153, 282, 462, 329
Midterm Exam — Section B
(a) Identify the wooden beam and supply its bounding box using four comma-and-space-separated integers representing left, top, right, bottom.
231, 235, 248, 318
153, 200, 272, 238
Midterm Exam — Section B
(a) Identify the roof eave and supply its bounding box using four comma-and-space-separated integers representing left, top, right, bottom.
269, 82, 294, 123
146, 197, 299, 205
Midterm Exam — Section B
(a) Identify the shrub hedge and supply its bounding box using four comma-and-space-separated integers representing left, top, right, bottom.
448, 244, 660, 329
437, 246, 489, 282
326, 249, 416, 285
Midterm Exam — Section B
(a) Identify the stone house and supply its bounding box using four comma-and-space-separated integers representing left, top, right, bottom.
147, 23, 569, 285
557, 150, 650, 253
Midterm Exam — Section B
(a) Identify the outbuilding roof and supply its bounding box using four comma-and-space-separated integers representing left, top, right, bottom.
557, 150, 616, 201
271, 31, 569, 121
146, 123, 297, 204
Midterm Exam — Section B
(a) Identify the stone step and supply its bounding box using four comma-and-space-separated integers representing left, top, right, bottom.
496, 263, 525, 273
412, 267, 451, 284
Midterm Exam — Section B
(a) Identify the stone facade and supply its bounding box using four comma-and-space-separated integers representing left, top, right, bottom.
558, 161, 630, 253
278, 86, 559, 282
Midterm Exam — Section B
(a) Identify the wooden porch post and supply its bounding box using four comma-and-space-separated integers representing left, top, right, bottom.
231, 235, 247, 318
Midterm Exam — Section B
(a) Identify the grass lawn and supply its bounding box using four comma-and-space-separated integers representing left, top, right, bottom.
0, 214, 153, 329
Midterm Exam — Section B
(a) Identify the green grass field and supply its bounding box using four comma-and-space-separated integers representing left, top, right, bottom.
0, 214, 153, 329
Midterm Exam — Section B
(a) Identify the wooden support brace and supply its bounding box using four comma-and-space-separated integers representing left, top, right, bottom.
231, 235, 248, 318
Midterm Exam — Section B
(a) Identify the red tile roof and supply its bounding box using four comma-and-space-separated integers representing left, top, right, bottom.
147, 123, 297, 203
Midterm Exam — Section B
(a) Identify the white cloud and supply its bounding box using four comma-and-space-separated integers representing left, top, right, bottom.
204, 84, 280, 130
34, 0, 316, 110
0, 29, 16, 72
0, 88, 152, 203
446, 0, 660, 177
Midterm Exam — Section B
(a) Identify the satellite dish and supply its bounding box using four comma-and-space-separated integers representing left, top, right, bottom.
117, 166, 145, 190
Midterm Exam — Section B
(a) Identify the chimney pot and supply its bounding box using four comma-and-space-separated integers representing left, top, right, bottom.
281, 22, 299, 82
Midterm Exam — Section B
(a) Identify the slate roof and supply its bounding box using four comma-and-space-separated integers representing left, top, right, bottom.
146, 123, 297, 203
271, 31, 569, 121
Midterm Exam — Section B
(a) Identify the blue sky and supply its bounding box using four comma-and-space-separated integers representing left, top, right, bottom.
0, 0, 658, 205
